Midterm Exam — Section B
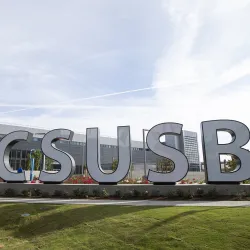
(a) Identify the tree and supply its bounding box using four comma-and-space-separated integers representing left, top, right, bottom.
225, 155, 238, 172
156, 158, 174, 173
33, 150, 43, 170
31, 150, 42, 170
111, 159, 118, 171
45, 156, 54, 171
25, 150, 42, 170
83, 163, 88, 176
129, 164, 134, 178
25, 153, 31, 170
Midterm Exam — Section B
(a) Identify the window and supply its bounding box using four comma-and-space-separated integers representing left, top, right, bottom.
17, 151, 21, 159
11, 150, 16, 158
22, 150, 27, 159
10, 160, 16, 170
21, 160, 26, 169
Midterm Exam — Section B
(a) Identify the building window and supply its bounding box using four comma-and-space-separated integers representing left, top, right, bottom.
21, 160, 26, 169
17, 151, 21, 159
22, 150, 27, 159
11, 150, 16, 158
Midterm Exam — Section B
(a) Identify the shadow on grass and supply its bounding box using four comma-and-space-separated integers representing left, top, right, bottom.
0, 203, 59, 229
146, 207, 235, 231
10, 206, 242, 240
14, 205, 157, 239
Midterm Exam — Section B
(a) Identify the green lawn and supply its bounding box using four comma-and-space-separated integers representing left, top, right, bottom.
0, 204, 249, 249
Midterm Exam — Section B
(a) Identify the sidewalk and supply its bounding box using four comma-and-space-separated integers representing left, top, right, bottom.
0, 198, 250, 206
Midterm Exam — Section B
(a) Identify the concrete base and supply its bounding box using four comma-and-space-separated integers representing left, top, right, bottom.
153, 182, 176, 185
99, 183, 117, 185
0, 183, 249, 197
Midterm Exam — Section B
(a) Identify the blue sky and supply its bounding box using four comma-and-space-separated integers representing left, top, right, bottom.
0, 0, 250, 156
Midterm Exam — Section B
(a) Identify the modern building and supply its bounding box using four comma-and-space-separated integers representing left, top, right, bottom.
0, 123, 160, 174
164, 130, 201, 172
165, 132, 185, 152
0, 123, 201, 175
183, 130, 200, 171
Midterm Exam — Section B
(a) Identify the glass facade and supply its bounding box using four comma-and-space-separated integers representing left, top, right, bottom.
9, 149, 30, 170
183, 131, 200, 171
0, 127, 201, 173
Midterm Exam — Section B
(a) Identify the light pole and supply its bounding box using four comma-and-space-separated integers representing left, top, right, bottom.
142, 129, 149, 178
30, 149, 35, 181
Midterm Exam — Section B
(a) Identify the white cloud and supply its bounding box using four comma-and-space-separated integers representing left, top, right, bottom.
0, 0, 250, 160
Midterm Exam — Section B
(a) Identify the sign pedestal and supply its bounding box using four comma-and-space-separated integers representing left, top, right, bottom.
153, 182, 176, 185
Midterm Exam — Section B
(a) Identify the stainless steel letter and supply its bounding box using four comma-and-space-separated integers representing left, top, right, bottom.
146, 123, 189, 183
201, 120, 250, 183
39, 129, 76, 183
0, 131, 33, 182
86, 126, 131, 184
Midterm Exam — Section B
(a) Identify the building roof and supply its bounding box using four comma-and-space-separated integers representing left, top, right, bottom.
0, 123, 144, 148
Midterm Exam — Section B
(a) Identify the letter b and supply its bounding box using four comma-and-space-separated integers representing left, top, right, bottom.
201, 120, 250, 184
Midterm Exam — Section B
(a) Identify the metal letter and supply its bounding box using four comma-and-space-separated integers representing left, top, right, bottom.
86, 126, 131, 184
39, 129, 76, 183
146, 123, 189, 184
201, 120, 250, 184
0, 131, 33, 182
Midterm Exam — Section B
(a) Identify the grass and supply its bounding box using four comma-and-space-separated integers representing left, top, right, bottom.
0, 204, 249, 249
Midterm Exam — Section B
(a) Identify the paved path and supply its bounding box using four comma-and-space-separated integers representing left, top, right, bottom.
0, 198, 250, 206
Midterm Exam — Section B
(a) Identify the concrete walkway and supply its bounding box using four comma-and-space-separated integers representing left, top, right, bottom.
0, 198, 250, 206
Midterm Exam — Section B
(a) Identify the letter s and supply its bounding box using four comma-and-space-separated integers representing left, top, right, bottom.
39, 129, 76, 183
146, 123, 189, 183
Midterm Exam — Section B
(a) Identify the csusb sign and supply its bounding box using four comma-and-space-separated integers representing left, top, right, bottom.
0, 120, 249, 185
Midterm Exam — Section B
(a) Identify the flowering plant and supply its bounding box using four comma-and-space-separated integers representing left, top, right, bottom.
178, 178, 205, 184
64, 175, 95, 184
119, 177, 150, 184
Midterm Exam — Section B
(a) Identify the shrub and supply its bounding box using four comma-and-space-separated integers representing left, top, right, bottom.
93, 189, 101, 197
41, 191, 50, 198
176, 189, 184, 198
243, 179, 250, 184
32, 189, 42, 197
120, 177, 150, 184
62, 191, 70, 198
152, 189, 161, 197
196, 188, 205, 198
53, 190, 63, 197
184, 190, 194, 200
71, 189, 88, 198
166, 190, 176, 199
122, 191, 133, 199
53, 190, 70, 198
73, 188, 81, 198
80, 189, 88, 198
143, 190, 149, 198
4, 188, 16, 197
133, 189, 141, 197
114, 189, 121, 198
21, 190, 32, 197
206, 188, 218, 199
101, 188, 109, 198
234, 190, 247, 200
